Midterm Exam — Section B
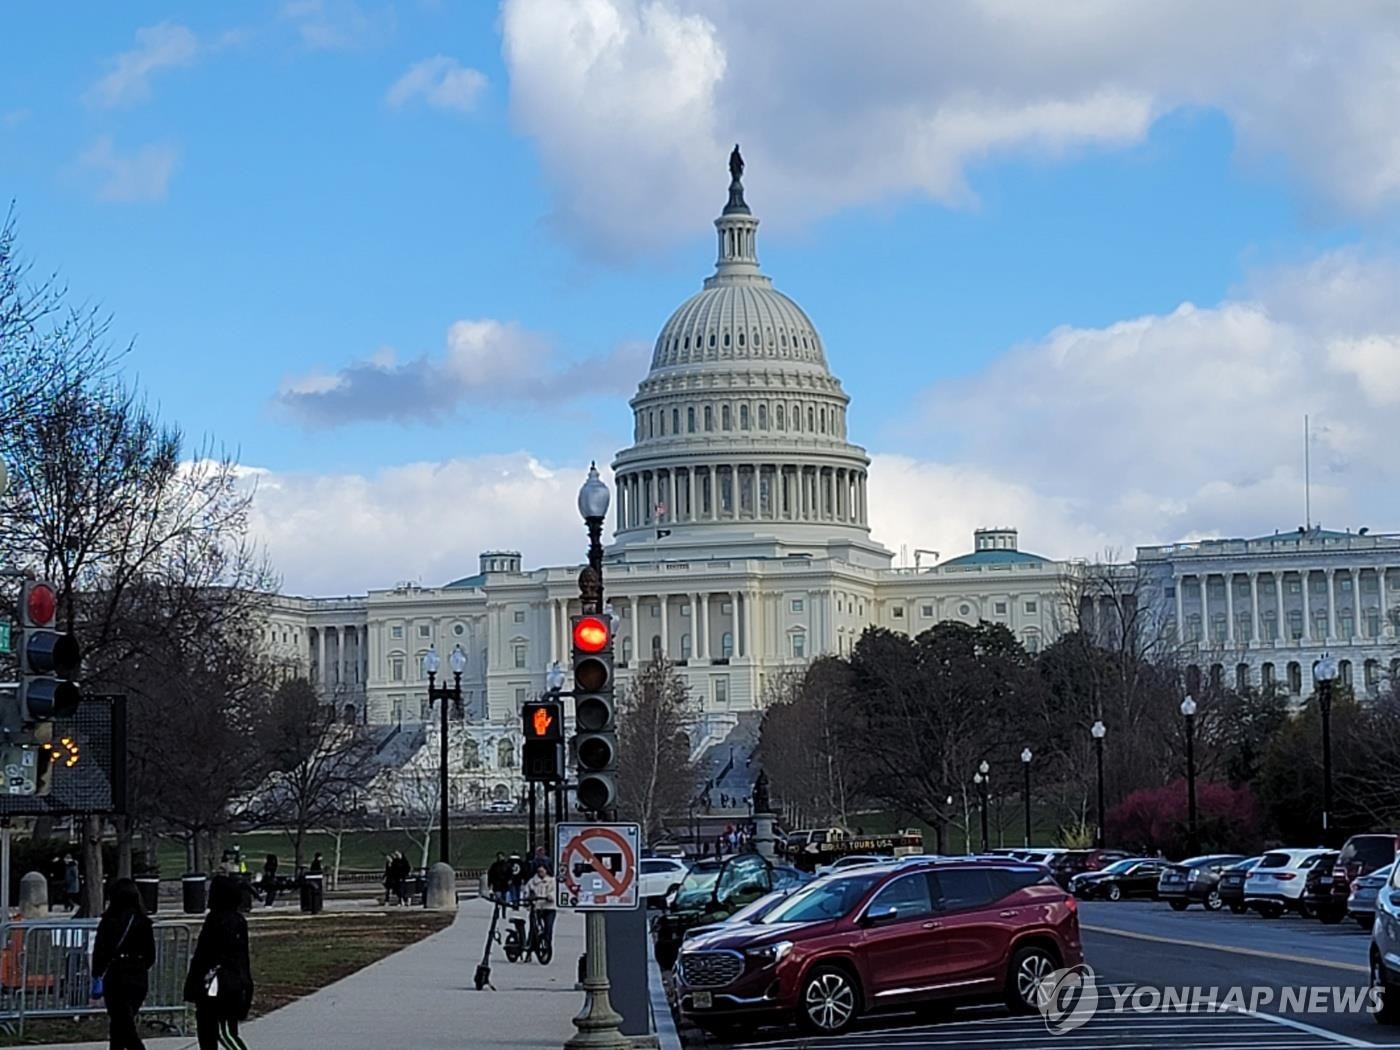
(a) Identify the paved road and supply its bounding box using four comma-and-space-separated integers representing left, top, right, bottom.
690, 900, 1400, 1048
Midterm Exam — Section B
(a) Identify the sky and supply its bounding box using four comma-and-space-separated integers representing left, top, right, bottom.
5, 1, 1400, 595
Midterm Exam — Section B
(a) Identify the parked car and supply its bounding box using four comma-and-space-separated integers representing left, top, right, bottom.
675, 858, 1083, 1039
1217, 857, 1262, 914
1349, 862, 1395, 929
1368, 860, 1400, 1022
1243, 848, 1332, 917
1321, 834, 1399, 924
1157, 854, 1247, 911
1300, 851, 1342, 918
1047, 849, 1133, 889
654, 853, 774, 970
1070, 858, 1168, 901
815, 854, 894, 876
638, 857, 689, 905
1019, 849, 1067, 866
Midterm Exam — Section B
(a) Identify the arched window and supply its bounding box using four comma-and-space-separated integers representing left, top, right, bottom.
758, 404, 768, 429
462, 739, 480, 768
621, 637, 633, 664
671, 408, 679, 434
680, 633, 691, 660
738, 331, 745, 347
1287, 661, 1302, 694
721, 404, 731, 430
497, 739, 514, 769
807, 406, 815, 431
1261, 662, 1275, 687
704, 406, 713, 431
776, 404, 785, 429
721, 632, 734, 658
687, 407, 696, 432
648, 411, 655, 437
723, 331, 731, 348
651, 634, 662, 657
740, 404, 749, 429
1235, 663, 1250, 691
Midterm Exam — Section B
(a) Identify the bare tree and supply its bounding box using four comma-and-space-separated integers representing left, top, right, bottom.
374, 763, 440, 870
616, 657, 701, 843
244, 678, 377, 869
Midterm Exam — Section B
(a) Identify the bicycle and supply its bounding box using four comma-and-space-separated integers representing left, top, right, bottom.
502, 895, 553, 965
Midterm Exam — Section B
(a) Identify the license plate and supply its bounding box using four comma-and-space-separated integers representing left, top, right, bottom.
1164, 875, 1180, 882
692, 991, 713, 1010
1320, 876, 1332, 884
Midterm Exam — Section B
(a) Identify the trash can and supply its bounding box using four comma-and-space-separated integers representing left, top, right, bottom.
135, 876, 160, 915
182, 873, 207, 914
299, 873, 324, 914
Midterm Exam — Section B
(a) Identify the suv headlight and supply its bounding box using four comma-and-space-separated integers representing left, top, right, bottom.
746, 941, 793, 967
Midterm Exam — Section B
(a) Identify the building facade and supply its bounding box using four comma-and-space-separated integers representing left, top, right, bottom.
258, 155, 1399, 807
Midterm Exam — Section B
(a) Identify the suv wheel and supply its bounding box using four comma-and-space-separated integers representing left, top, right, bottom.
1374, 955, 1400, 1024
1107, 884, 1122, 902
1204, 890, 1223, 911
1006, 945, 1057, 1014
799, 966, 860, 1035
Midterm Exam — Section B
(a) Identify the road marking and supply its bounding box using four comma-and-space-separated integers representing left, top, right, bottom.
1229, 1005, 1377, 1047
1082, 923, 1369, 974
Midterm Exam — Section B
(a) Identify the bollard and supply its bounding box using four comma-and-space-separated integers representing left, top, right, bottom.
424, 862, 456, 911
18, 872, 46, 919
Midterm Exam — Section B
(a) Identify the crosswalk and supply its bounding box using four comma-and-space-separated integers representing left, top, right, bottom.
722, 1006, 1388, 1049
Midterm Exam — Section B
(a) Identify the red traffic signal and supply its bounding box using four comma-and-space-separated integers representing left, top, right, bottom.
23, 582, 57, 628
522, 700, 563, 741
572, 615, 610, 653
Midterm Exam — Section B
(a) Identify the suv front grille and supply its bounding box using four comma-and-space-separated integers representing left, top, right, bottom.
680, 950, 743, 988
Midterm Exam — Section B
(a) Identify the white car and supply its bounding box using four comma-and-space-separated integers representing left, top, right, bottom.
1244, 847, 1331, 917
638, 857, 688, 903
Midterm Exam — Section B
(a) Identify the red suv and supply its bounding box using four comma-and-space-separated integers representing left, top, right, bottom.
675, 858, 1082, 1039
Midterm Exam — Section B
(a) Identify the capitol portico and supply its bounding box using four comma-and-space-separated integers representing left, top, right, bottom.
256, 150, 1400, 809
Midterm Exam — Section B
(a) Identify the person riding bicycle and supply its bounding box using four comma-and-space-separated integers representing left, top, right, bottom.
525, 863, 557, 952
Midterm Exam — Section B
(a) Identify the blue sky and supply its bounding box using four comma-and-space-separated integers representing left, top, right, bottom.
5, 2, 1400, 593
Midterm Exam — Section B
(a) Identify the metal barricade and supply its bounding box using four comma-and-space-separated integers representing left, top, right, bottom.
0, 918, 195, 1035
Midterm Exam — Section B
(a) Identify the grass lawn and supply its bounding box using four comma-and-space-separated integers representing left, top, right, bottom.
155, 826, 531, 875
0, 911, 454, 1045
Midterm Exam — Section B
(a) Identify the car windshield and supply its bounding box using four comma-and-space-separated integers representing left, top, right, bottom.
1257, 852, 1289, 868
673, 867, 721, 908
1099, 859, 1140, 875
1340, 837, 1397, 868
761, 872, 884, 924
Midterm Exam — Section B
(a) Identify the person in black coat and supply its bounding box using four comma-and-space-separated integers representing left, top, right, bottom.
261, 854, 279, 907
93, 878, 157, 1050
184, 874, 254, 1050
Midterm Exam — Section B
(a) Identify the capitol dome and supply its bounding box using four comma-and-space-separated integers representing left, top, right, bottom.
610, 148, 890, 568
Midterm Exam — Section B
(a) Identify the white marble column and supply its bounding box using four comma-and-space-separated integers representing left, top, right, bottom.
699, 593, 711, 659
1380, 568, 1390, 637
1302, 571, 1312, 641
1326, 568, 1337, 640
1353, 568, 1362, 637
1175, 573, 1186, 643
686, 468, 695, 521
1275, 572, 1286, 643
1249, 573, 1260, 643
659, 594, 669, 659
317, 628, 327, 687
1199, 575, 1210, 644
628, 595, 640, 663
548, 599, 558, 664
1225, 574, 1236, 646
747, 590, 759, 658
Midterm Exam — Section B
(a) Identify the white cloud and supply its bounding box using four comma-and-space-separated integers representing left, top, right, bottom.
890, 249, 1400, 559
244, 453, 593, 595
86, 22, 200, 108
280, 0, 394, 51
78, 136, 178, 203
274, 317, 648, 426
501, 0, 1400, 258
386, 56, 487, 114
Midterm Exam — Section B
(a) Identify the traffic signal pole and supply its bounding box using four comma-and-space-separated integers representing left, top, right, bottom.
566, 463, 628, 1050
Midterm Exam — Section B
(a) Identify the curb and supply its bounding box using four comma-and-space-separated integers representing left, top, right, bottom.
648, 948, 684, 1050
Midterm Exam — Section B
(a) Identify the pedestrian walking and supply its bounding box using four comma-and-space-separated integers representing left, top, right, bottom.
261, 854, 279, 907
308, 852, 323, 875
381, 853, 395, 905
93, 878, 156, 1050
506, 853, 528, 906
184, 875, 254, 1050
487, 852, 510, 903
63, 854, 80, 912
391, 853, 411, 906
531, 845, 552, 875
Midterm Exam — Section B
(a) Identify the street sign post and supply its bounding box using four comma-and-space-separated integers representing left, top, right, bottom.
555, 822, 640, 910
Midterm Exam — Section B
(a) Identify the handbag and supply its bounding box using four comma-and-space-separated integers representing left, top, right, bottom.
91, 915, 135, 1000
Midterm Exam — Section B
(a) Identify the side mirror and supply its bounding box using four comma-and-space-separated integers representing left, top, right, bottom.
861, 905, 899, 927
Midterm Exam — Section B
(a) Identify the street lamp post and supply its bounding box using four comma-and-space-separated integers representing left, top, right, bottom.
423, 643, 467, 867
1021, 748, 1033, 849
566, 463, 628, 1050
1315, 653, 1339, 846
1091, 721, 1107, 848
975, 760, 990, 853
1180, 695, 1198, 854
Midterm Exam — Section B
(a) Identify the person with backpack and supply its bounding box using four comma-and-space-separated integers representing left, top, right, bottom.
184, 874, 254, 1050
92, 878, 157, 1050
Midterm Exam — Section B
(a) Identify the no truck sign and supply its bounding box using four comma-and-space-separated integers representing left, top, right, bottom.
555, 822, 641, 910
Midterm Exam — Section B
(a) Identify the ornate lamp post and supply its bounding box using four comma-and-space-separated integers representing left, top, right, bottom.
1091, 720, 1107, 848
974, 760, 991, 853
424, 643, 466, 866
1315, 652, 1339, 845
565, 464, 628, 1050
1021, 748, 1033, 849
1180, 695, 1198, 854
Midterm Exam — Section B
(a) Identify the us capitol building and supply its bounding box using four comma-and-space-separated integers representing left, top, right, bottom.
260, 151, 1400, 809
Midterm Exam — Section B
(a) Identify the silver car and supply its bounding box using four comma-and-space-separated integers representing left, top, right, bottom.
1352, 862, 1396, 929
1368, 857, 1400, 1023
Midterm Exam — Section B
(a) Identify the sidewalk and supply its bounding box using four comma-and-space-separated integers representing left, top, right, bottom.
31, 899, 596, 1050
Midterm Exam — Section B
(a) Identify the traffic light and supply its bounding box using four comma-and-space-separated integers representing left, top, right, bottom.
522, 699, 565, 782
571, 613, 616, 814
17, 580, 81, 726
